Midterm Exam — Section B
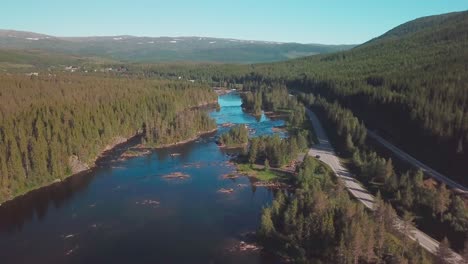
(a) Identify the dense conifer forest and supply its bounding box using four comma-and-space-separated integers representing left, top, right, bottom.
258, 156, 434, 263
0, 74, 216, 202
298, 92, 467, 251
133, 11, 468, 184
218, 125, 249, 147
0, 9, 466, 263
251, 11, 468, 183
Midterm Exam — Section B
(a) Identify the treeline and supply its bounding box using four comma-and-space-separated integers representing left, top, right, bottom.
143, 109, 216, 146
298, 92, 467, 251
258, 156, 434, 263
354, 151, 467, 234
218, 125, 249, 147
298, 93, 367, 154
240, 83, 305, 127
247, 133, 309, 167
0, 74, 217, 203
238, 84, 311, 167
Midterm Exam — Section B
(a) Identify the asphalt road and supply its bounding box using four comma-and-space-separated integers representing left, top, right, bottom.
367, 130, 468, 195
305, 108, 463, 263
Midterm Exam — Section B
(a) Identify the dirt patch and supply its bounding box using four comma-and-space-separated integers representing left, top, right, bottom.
264, 111, 290, 119
153, 128, 217, 148
272, 126, 286, 133
120, 149, 151, 159
162, 172, 190, 179
423, 178, 437, 190
221, 122, 235, 128
68, 155, 89, 174
103, 136, 129, 152
217, 143, 247, 149
222, 173, 240, 179
214, 88, 234, 96
217, 188, 235, 194
253, 181, 290, 189
228, 241, 261, 252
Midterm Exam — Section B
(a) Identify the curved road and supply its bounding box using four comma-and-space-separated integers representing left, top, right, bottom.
305, 109, 463, 264
367, 130, 468, 195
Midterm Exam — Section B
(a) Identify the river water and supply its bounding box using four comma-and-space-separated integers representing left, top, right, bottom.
0, 92, 285, 264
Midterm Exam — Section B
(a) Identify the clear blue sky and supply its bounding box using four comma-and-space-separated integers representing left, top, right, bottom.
2, 0, 467, 44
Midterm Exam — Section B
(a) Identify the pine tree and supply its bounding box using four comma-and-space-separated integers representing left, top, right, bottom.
264, 158, 270, 171
337, 233, 348, 264
284, 199, 298, 233
402, 183, 414, 209
259, 207, 275, 238
7, 136, 26, 189
248, 138, 259, 165
350, 222, 364, 264
365, 221, 376, 263
345, 133, 355, 152
413, 169, 424, 188
375, 218, 386, 260
384, 158, 395, 181
433, 184, 450, 219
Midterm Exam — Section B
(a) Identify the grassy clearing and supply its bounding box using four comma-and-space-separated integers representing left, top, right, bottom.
237, 163, 287, 181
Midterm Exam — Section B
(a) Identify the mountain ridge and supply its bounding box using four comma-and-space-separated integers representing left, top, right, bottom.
0, 29, 355, 63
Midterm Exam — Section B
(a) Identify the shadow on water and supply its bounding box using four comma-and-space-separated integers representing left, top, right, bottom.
0, 134, 143, 234
0, 170, 95, 234
0, 132, 216, 234
0, 92, 287, 264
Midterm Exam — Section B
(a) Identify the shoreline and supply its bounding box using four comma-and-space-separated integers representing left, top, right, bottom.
213, 87, 235, 96
217, 143, 247, 149
0, 127, 220, 206
1, 93, 224, 205
0, 128, 218, 207
149, 128, 218, 149
189, 100, 218, 110
0, 133, 141, 207
0, 93, 222, 206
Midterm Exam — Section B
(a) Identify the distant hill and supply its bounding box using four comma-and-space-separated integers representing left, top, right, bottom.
0, 30, 355, 64
248, 11, 468, 183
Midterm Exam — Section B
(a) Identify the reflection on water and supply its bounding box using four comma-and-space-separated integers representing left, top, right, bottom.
0, 92, 284, 264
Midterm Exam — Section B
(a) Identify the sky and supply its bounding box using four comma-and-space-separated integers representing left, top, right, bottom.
1, 0, 467, 44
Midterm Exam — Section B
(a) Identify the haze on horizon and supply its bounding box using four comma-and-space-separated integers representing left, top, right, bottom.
2, 0, 467, 44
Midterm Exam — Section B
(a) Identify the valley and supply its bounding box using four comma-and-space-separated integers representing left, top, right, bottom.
0, 6, 467, 264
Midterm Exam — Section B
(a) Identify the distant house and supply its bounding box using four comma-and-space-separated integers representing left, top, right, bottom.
65, 66, 79, 72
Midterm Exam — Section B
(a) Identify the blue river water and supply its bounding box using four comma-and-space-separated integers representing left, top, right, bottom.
0, 92, 285, 264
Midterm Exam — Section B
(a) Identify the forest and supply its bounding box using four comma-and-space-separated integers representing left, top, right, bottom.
298, 92, 467, 252
0, 73, 217, 203
130, 11, 468, 184
237, 84, 311, 167
249, 11, 468, 184
218, 125, 249, 147
0, 9, 466, 263
245, 133, 308, 168
258, 156, 436, 263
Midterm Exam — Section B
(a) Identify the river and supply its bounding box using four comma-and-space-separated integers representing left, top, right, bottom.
0, 92, 286, 264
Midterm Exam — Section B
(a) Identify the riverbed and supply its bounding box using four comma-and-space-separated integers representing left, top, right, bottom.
0, 92, 286, 264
